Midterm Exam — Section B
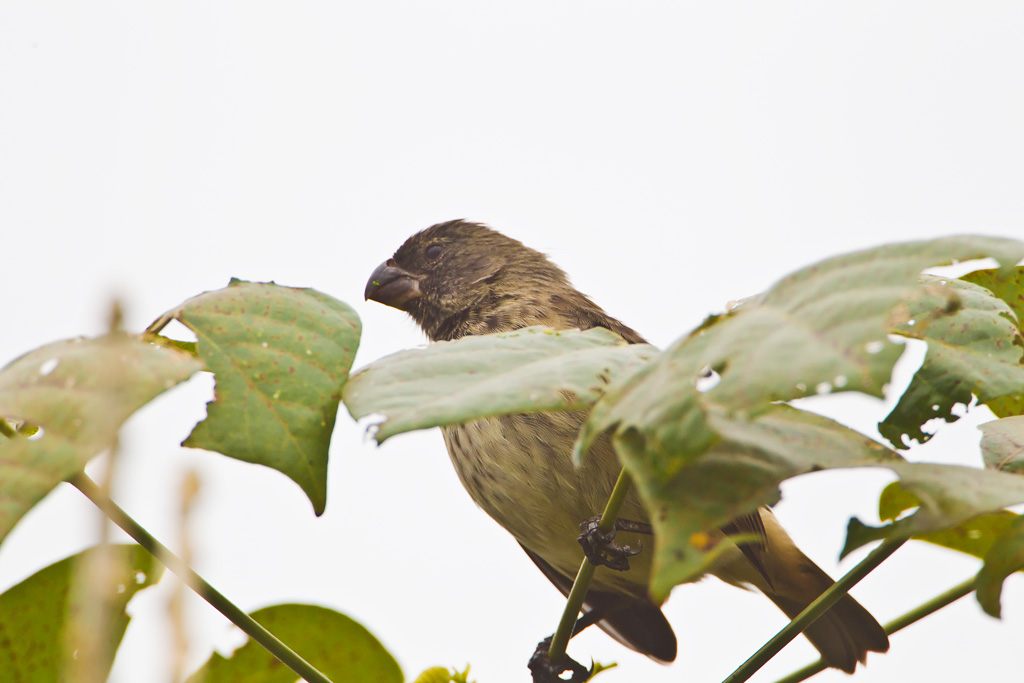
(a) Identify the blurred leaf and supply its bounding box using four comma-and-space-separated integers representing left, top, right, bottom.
343, 326, 655, 443
840, 517, 892, 560
917, 511, 1019, 560
976, 515, 1024, 617
587, 661, 618, 679
880, 464, 1024, 545
847, 505, 1019, 565
575, 236, 1024, 598
0, 334, 201, 545
158, 280, 361, 516
980, 415, 1024, 473
879, 276, 1024, 447
186, 604, 401, 683
877, 479, 923, 521
413, 668, 456, 683
0, 544, 163, 682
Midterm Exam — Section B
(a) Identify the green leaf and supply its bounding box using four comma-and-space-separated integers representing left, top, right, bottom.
0, 544, 164, 682
976, 515, 1024, 617
579, 235, 1024, 463
839, 517, 892, 560
0, 334, 202, 545
186, 604, 402, 683
961, 267, 1024, 419
413, 668, 457, 683
877, 479, 923, 521
159, 280, 361, 515
619, 405, 903, 599
343, 326, 655, 443
980, 415, 1024, 473
883, 464, 1024, 540
575, 236, 1024, 599
878, 275, 1024, 446
845, 478, 1020, 561
587, 661, 618, 680
963, 265, 1024, 331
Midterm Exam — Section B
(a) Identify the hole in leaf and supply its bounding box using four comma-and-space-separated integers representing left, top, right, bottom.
695, 367, 720, 393
39, 358, 59, 376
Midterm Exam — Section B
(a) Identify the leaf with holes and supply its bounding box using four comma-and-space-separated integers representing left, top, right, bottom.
343, 326, 655, 442
154, 279, 361, 515
0, 335, 201, 545
579, 235, 1024, 464
0, 545, 163, 681
879, 275, 1024, 447
574, 236, 1024, 598
185, 604, 402, 683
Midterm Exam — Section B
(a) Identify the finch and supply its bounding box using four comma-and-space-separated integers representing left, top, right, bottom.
364, 219, 889, 672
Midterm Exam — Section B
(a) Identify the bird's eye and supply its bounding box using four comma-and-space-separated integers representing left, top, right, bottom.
425, 244, 443, 260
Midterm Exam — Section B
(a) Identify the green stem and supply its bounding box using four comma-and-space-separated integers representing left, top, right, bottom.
547, 469, 635, 663
771, 575, 978, 683
70, 472, 334, 683
722, 537, 906, 683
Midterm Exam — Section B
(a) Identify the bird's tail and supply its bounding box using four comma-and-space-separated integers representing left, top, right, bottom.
765, 559, 889, 673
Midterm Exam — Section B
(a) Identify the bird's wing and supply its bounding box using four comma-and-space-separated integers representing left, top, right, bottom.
720, 511, 773, 591
519, 543, 677, 663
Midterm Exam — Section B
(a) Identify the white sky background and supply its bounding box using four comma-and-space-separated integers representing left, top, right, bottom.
2, 2, 1023, 682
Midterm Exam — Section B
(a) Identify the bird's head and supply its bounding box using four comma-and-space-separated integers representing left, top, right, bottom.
365, 220, 574, 341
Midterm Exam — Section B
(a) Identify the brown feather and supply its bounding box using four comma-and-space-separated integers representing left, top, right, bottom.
367, 220, 889, 669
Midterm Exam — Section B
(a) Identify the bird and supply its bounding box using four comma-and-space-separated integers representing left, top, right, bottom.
364, 219, 889, 673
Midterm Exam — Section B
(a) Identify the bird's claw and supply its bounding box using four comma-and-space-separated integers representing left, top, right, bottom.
529, 636, 590, 683
577, 517, 652, 571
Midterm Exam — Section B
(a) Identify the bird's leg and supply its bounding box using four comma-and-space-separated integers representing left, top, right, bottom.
577, 517, 653, 571
528, 635, 591, 683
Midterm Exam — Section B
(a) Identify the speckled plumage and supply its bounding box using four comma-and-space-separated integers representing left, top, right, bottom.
365, 220, 889, 671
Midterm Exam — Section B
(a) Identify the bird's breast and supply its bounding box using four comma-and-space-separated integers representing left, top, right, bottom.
441, 412, 652, 595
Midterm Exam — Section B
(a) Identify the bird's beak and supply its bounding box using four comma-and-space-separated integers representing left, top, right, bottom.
365, 259, 423, 309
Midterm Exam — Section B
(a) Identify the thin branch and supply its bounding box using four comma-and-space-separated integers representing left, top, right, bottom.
70, 472, 334, 683
772, 575, 978, 683
547, 469, 635, 662
722, 537, 906, 683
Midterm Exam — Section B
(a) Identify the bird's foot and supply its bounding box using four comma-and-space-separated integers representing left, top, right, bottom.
577, 517, 653, 571
528, 636, 590, 683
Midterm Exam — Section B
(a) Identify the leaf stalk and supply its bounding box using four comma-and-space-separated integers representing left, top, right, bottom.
70, 472, 334, 683
547, 469, 635, 662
